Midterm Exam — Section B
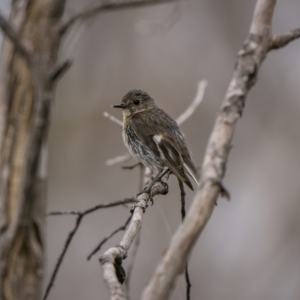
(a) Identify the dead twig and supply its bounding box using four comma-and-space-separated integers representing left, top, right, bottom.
269, 28, 300, 50
43, 214, 83, 300
176, 80, 207, 126
103, 111, 123, 127
178, 180, 191, 300
87, 215, 132, 261
48, 198, 135, 216
106, 154, 131, 166
48, 60, 73, 84
44, 198, 135, 300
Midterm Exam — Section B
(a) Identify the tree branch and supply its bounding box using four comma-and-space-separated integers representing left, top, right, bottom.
44, 198, 135, 300
0, 11, 33, 67
59, 0, 176, 36
103, 112, 123, 127
87, 215, 132, 261
43, 214, 83, 300
141, 1, 286, 299
48, 59, 73, 84
176, 80, 207, 126
47, 198, 135, 216
106, 154, 131, 166
269, 28, 300, 50
100, 172, 169, 300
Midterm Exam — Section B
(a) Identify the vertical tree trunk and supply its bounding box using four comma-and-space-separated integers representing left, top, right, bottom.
0, 1, 66, 299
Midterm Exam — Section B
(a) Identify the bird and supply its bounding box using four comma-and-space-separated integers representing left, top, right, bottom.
113, 89, 199, 191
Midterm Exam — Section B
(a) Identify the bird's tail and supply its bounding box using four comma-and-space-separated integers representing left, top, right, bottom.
183, 157, 199, 186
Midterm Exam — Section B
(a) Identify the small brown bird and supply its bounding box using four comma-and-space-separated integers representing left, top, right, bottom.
113, 89, 199, 191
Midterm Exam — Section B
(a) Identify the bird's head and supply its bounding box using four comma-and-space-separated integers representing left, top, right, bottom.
113, 89, 155, 117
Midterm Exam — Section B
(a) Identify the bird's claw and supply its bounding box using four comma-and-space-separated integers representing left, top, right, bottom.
136, 187, 154, 207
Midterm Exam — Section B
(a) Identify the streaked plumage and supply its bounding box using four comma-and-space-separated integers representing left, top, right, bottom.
113, 89, 199, 191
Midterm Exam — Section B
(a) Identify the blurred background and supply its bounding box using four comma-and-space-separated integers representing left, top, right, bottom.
1, 0, 300, 299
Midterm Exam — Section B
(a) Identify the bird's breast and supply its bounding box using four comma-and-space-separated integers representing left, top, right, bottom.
122, 122, 163, 169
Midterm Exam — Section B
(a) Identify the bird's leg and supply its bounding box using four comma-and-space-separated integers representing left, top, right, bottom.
144, 169, 166, 192
136, 169, 169, 205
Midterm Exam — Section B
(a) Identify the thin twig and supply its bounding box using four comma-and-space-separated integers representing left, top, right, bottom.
48, 59, 73, 84
43, 214, 83, 300
47, 198, 135, 216
0, 12, 33, 67
87, 215, 132, 261
103, 111, 123, 127
178, 180, 191, 300
122, 163, 142, 170
269, 28, 300, 50
106, 154, 131, 166
59, 0, 175, 36
44, 198, 135, 300
176, 80, 207, 126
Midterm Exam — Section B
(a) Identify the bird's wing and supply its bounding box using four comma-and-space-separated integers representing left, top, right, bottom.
131, 111, 194, 190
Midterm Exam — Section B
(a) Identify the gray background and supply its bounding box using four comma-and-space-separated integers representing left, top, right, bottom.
1, 0, 300, 299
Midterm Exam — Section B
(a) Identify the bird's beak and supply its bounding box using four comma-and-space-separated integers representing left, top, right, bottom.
112, 103, 125, 109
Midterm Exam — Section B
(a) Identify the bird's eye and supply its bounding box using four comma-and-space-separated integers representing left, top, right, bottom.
133, 100, 140, 105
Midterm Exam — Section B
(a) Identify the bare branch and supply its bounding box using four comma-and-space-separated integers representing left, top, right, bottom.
44, 198, 135, 300
176, 80, 207, 126
87, 215, 132, 261
47, 198, 135, 216
100, 172, 169, 300
103, 111, 123, 127
43, 214, 83, 300
269, 28, 300, 50
48, 60, 73, 84
142, 1, 283, 299
106, 154, 131, 166
0, 11, 33, 67
59, 0, 175, 36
